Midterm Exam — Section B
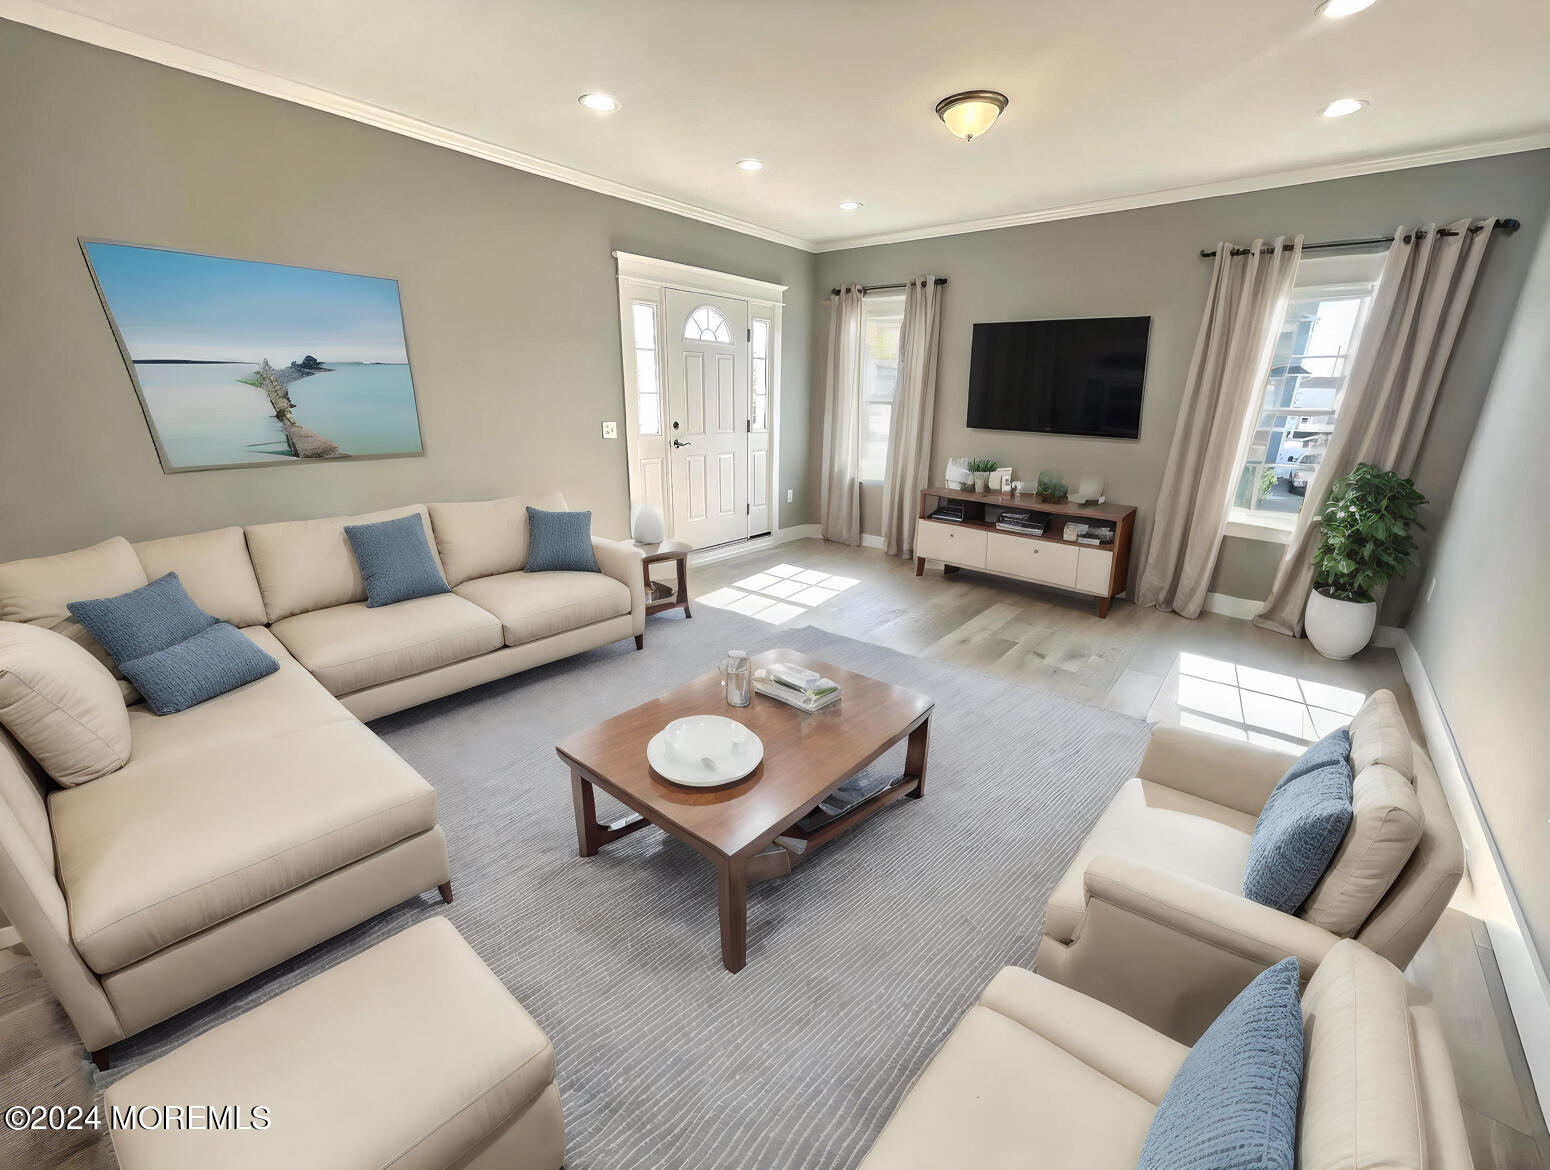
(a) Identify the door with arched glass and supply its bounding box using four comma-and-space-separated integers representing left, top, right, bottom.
662, 288, 750, 548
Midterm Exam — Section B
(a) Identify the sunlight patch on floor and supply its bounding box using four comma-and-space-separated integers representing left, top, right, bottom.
1167, 652, 1365, 752
695, 565, 859, 625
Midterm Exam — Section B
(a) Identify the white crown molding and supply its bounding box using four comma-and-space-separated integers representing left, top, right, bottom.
810, 130, 1550, 253
614, 251, 787, 303
0, 0, 816, 252
9, 0, 1549, 258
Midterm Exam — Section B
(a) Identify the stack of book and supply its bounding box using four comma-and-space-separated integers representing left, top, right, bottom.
995, 508, 1046, 536
928, 500, 967, 523
754, 662, 842, 712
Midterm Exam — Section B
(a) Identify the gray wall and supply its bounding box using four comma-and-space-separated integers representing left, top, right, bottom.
1408, 210, 1550, 969
814, 152, 1550, 619
0, 21, 815, 561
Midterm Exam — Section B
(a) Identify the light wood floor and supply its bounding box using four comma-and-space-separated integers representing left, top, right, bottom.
3, 537, 1544, 1170
688, 537, 1550, 1170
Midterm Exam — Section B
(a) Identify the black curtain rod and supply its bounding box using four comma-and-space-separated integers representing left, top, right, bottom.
829, 277, 949, 295
1200, 218, 1519, 258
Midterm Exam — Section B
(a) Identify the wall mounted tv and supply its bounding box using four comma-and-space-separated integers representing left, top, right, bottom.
966, 316, 1150, 439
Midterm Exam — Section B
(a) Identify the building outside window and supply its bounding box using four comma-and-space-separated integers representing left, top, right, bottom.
1229, 254, 1382, 532
858, 294, 904, 483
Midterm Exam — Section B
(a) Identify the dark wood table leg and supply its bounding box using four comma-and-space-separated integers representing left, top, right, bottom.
677, 554, 692, 618
570, 768, 646, 857
1097, 595, 1112, 618
717, 855, 749, 973
914, 556, 924, 577
904, 715, 930, 799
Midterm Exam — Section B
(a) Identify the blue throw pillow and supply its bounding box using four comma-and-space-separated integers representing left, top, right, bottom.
1242, 757, 1354, 913
525, 508, 600, 573
121, 622, 278, 715
1271, 728, 1351, 792
68, 572, 216, 667
343, 514, 451, 607
1136, 957, 1303, 1170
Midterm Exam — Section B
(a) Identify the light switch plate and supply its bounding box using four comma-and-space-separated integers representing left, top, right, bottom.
601, 420, 618, 439
785, 489, 793, 503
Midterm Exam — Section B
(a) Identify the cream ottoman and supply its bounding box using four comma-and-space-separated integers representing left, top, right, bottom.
106, 918, 564, 1170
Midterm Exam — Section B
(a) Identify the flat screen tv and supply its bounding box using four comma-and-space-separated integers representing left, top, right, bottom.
966, 316, 1150, 439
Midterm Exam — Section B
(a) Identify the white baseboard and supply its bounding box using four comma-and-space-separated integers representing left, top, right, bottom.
1203, 592, 1262, 620
861, 533, 884, 550
0, 926, 20, 950
686, 524, 821, 568
1392, 629, 1550, 1120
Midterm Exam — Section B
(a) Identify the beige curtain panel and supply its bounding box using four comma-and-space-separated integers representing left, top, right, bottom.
881, 277, 944, 558
820, 285, 866, 545
1255, 218, 1497, 636
1134, 236, 1303, 617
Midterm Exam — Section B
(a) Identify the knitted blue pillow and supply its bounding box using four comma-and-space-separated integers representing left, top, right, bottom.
1271, 728, 1351, 791
121, 622, 279, 715
1136, 957, 1303, 1170
68, 572, 216, 667
524, 508, 600, 573
1243, 755, 1354, 913
343, 514, 451, 607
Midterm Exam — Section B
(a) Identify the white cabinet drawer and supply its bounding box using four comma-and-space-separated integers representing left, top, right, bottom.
986, 533, 1078, 588
915, 519, 988, 567
1076, 548, 1115, 596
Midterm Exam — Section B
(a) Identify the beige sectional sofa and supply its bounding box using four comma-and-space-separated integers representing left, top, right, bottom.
0, 493, 645, 1061
1035, 689, 1465, 1044
860, 938, 1473, 1169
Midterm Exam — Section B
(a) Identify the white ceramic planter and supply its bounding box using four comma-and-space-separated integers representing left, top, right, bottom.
1305, 588, 1377, 660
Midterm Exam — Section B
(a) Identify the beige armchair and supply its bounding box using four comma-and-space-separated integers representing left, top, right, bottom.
1035, 690, 1465, 1043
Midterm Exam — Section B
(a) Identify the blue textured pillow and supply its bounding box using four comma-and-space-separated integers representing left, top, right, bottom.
68, 572, 216, 667
1272, 728, 1351, 791
1136, 957, 1303, 1170
1242, 757, 1354, 913
120, 622, 279, 715
343, 514, 451, 607
525, 508, 600, 573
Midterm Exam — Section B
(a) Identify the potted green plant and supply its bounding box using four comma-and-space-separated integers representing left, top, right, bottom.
966, 459, 999, 493
1304, 463, 1426, 660
1034, 470, 1067, 504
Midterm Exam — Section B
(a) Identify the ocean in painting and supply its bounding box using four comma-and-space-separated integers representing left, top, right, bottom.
134, 361, 422, 468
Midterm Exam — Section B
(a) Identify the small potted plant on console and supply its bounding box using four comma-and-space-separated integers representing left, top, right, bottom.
1034, 471, 1067, 504
967, 459, 999, 493
1304, 462, 1426, 660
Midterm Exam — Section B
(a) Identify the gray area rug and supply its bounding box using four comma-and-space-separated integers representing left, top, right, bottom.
103, 607, 1151, 1169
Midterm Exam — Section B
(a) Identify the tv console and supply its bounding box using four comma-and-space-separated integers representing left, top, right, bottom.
914, 487, 1136, 618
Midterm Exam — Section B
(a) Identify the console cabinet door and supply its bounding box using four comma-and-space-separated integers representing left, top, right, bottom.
915, 519, 988, 567
986, 534, 1078, 587
1075, 548, 1115, 596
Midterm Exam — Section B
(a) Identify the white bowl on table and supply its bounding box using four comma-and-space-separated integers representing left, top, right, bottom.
647, 715, 763, 787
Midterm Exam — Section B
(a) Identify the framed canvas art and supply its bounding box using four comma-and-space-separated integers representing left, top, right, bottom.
80, 239, 426, 472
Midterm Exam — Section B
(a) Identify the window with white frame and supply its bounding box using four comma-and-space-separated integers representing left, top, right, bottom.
683, 304, 731, 343
1229, 256, 1381, 529
858, 295, 904, 483
750, 317, 770, 431
631, 302, 661, 435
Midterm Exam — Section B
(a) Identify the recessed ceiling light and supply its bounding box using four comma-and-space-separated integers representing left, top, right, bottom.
1316, 0, 1377, 16
735, 158, 765, 172
578, 93, 620, 113
1321, 97, 1368, 118
838, 201, 863, 211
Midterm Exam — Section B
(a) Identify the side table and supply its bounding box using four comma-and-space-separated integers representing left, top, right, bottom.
636, 539, 692, 619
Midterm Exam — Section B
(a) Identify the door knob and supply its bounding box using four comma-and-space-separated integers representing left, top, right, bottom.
672, 439, 692, 448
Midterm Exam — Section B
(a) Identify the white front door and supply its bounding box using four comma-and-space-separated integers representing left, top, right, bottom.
664, 289, 749, 549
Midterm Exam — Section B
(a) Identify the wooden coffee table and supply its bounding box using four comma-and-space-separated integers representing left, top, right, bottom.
555, 650, 932, 972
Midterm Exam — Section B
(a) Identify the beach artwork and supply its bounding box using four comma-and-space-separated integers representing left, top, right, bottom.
80, 240, 424, 472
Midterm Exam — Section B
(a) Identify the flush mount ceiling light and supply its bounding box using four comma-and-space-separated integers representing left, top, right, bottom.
838, 201, 863, 210
735, 158, 765, 172
1316, 0, 1378, 16
577, 93, 620, 112
1321, 97, 1368, 117
935, 90, 1009, 141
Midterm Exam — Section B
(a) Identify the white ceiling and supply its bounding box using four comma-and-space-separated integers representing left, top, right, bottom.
10, 0, 1550, 251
